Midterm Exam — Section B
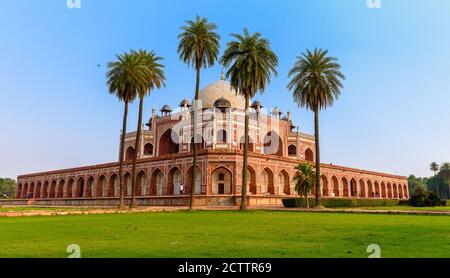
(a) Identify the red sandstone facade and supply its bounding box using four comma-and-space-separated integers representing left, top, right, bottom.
15, 80, 408, 206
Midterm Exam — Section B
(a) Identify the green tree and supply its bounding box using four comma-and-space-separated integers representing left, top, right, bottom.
408, 174, 427, 194
440, 162, 450, 198
178, 16, 220, 210
430, 162, 440, 197
220, 28, 278, 210
107, 51, 148, 209
129, 50, 166, 208
287, 48, 345, 206
0, 178, 16, 199
293, 163, 316, 208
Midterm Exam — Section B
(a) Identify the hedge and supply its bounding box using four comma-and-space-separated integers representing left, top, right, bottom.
282, 197, 400, 208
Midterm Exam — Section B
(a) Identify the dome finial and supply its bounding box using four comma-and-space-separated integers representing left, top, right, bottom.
220, 67, 225, 80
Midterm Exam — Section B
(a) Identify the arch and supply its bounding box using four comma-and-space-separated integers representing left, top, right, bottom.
278, 170, 290, 195
108, 174, 118, 197
49, 181, 57, 198
57, 180, 65, 198
35, 182, 42, 198
367, 180, 374, 197
186, 166, 201, 195
216, 129, 228, 144
374, 181, 380, 198
263, 131, 283, 156
29, 183, 35, 199
143, 143, 154, 156
136, 171, 148, 196
387, 183, 393, 198
151, 169, 165, 196
403, 185, 408, 198
159, 129, 179, 155
42, 181, 49, 198
359, 179, 366, 197
391, 183, 397, 198
212, 167, 232, 195
381, 182, 387, 198
261, 168, 274, 194
16, 184, 22, 199
168, 167, 182, 195
123, 173, 132, 197
96, 175, 106, 197
350, 178, 357, 197
239, 135, 255, 152
342, 177, 349, 197
321, 175, 329, 196
246, 165, 257, 194
288, 145, 297, 157
84, 176, 94, 198
305, 148, 314, 162
398, 184, 403, 199
125, 146, 135, 162
22, 183, 28, 199
76, 177, 84, 198
65, 179, 74, 198
332, 176, 339, 197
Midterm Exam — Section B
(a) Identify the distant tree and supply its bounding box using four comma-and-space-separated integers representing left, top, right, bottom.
0, 178, 16, 199
408, 175, 427, 194
293, 163, 316, 208
430, 162, 440, 197
440, 162, 450, 199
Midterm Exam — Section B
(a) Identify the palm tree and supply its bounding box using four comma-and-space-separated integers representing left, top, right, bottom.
178, 16, 220, 210
293, 163, 316, 208
220, 28, 278, 210
107, 51, 149, 209
129, 50, 166, 208
440, 162, 450, 198
430, 162, 440, 197
287, 48, 345, 206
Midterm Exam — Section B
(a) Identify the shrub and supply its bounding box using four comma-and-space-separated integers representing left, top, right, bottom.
425, 192, 441, 206
282, 197, 399, 208
408, 186, 442, 207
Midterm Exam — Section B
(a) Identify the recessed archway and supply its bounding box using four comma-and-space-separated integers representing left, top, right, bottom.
35, 182, 42, 198
263, 131, 283, 156
186, 166, 201, 195
65, 179, 74, 198
261, 168, 274, 194
387, 183, 393, 198
136, 171, 148, 196
278, 170, 290, 195
159, 129, 179, 155
42, 181, 49, 198
169, 167, 182, 195
49, 181, 57, 198
305, 148, 314, 162
143, 143, 153, 156
216, 129, 228, 144
29, 183, 35, 199
151, 169, 165, 196
125, 147, 135, 162
342, 177, 349, 197
332, 176, 339, 197
246, 165, 257, 194
350, 178, 357, 197
288, 145, 297, 157
57, 180, 65, 198
212, 167, 232, 195
96, 176, 106, 197
123, 173, 132, 197
359, 179, 366, 197
374, 181, 380, 198
108, 174, 118, 197
381, 182, 387, 198
398, 184, 403, 199
393, 183, 398, 198
76, 178, 84, 198
321, 175, 329, 196
239, 135, 255, 152
367, 180, 374, 197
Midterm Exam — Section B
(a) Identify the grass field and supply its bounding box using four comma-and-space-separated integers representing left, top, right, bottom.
0, 210, 449, 258
349, 206, 450, 211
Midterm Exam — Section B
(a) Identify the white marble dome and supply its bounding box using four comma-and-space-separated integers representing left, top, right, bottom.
197, 80, 245, 110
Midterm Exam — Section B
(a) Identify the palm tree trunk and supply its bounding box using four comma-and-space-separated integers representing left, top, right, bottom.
434, 171, 440, 198
118, 101, 129, 209
130, 97, 144, 208
314, 109, 321, 207
189, 66, 201, 210
240, 93, 250, 210
305, 190, 309, 208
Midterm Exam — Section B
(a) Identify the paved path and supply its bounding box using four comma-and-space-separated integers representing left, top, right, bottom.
0, 206, 449, 217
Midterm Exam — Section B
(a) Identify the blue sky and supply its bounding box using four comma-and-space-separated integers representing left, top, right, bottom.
1, 0, 449, 178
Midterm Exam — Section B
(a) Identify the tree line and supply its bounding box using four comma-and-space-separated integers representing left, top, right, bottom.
408, 162, 450, 199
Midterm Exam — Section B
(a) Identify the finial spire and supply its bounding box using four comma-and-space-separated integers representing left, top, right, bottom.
220, 67, 225, 80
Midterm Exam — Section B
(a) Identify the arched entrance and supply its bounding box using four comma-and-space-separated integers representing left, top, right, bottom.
350, 178, 357, 197
35, 182, 42, 198
186, 166, 201, 194
342, 177, 349, 197
278, 170, 290, 195
57, 180, 65, 198
321, 175, 329, 196
359, 179, 366, 197
86, 177, 94, 198
387, 183, 393, 198
108, 174, 118, 197
49, 181, 57, 198
169, 167, 182, 195
151, 169, 165, 196
212, 167, 232, 195
367, 180, 374, 197
76, 178, 84, 198
374, 182, 380, 198
261, 168, 274, 194
96, 176, 106, 197
305, 148, 314, 162
332, 176, 339, 197
288, 145, 297, 157
136, 171, 148, 196
159, 129, 179, 155
381, 182, 387, 198
125, 146, 135, 161
246, 166, 257, 194
65, 179, 74, 198
42, 181, 49, 198
124, 173, 132, 197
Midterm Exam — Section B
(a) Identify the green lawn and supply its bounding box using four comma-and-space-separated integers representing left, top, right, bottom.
347, 206, 450, 211
0, 210, 449, 258
0, 206, 91, 212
